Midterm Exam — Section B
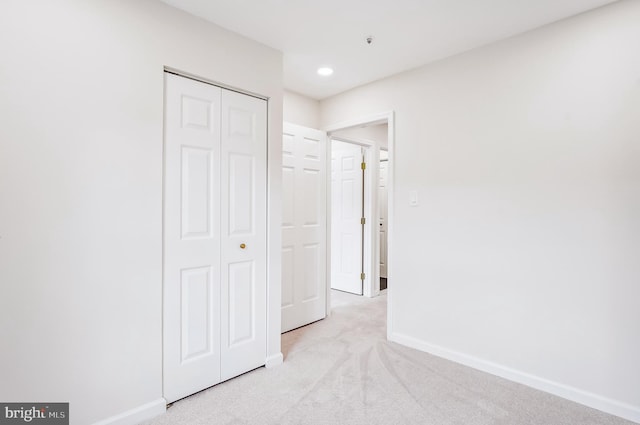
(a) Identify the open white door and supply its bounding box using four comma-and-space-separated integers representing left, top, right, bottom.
331, 140, 364, 295
379, 154, 388, 279
281, 123, 327, 332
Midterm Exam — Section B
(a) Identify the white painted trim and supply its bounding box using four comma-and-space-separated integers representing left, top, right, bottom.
265, 352, 284, 368
325, 111, 393, 133
92, 399, 166, 425
325, 126, 333, 317
362, 146, 376, 297
266, 95, 283, 371
385, 113, 394, 338
164, 67, 268, 101
389, 332, 640, 424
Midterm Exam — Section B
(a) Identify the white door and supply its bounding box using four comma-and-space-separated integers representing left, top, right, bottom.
379, 155, 388, 279
163, 73, 222, 402
331, 140, 364, 295
163, 74, 267, 402
281, 123, 327, 333
219, 89, 267, 381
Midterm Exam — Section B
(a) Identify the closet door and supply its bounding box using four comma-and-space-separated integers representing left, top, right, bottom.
163, 74, 268, 402
220, 89, 267, 381
163, 73, 222, 403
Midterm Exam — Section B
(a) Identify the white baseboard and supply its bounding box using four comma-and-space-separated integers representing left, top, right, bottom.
92, 398, 166, 425
265, 352, 284, 368
389, 332, 640, 424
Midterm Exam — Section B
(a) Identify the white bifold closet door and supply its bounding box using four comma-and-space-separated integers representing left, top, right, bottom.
281, 123, 327, 333
163, 73, 267, 403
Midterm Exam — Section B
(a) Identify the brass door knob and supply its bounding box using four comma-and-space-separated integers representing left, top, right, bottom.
240, 243, 246, 249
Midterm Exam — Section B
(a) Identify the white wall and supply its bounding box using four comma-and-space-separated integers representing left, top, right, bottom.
321, 1, 640, 421
283, 90, 321, 129
0, 1, 282, 424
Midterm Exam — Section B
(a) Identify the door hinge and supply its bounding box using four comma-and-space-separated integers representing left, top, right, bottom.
361, 162, 366, 170
361, 217, 366, 225
360, 272, 366, 280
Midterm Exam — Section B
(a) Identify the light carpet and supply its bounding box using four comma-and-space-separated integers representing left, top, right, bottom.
144, 290, 635, 425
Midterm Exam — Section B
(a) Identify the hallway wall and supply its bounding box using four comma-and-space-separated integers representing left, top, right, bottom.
284, 90, 321, 128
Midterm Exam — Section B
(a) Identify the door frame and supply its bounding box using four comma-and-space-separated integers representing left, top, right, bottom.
379, 148, 389, 279
325, 111, 395, 336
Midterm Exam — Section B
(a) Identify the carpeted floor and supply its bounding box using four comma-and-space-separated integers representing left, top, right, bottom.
144, 290, 635, 425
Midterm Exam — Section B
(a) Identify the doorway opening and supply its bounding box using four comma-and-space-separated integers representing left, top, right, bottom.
326, 111, 394, 337
279, 112, 394, 339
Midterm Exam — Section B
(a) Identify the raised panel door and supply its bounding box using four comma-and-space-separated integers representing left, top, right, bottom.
281, 123, 327, 333
331, 140, 363, 295
163, 73, 222, 403
220, 89, 267, 381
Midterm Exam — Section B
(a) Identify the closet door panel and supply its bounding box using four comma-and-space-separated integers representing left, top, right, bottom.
228, 153, 254, 235
228, 260, 255, 346
220, 89, 267, 381
163, 73, 222, 403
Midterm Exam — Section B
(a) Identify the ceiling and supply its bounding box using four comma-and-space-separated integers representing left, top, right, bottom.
160, 0, 617, 100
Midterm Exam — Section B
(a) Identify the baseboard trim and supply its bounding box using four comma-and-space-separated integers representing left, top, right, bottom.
92, 398, 166, 425
389, 332, 640, 424
265, 352, 284, 368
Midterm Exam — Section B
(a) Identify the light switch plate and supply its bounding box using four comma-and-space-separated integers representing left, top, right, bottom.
409, 190, 419, 206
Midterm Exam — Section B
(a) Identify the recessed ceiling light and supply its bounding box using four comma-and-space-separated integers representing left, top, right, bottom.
317, 67, 334, 76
